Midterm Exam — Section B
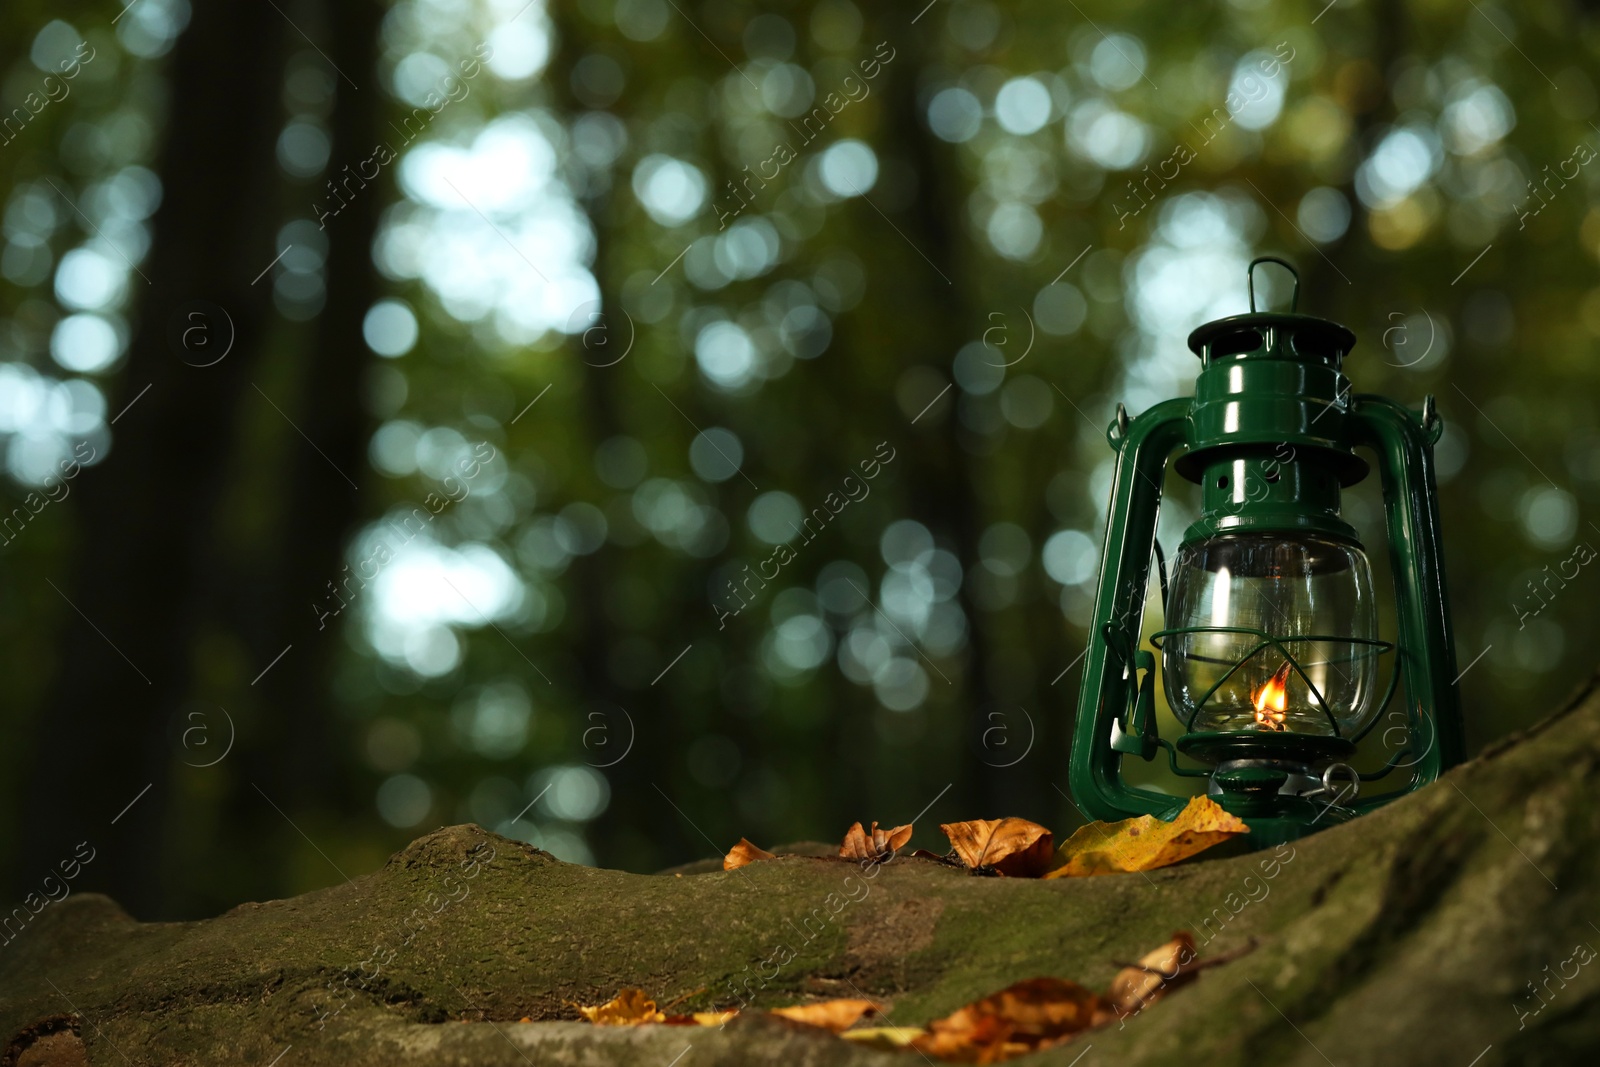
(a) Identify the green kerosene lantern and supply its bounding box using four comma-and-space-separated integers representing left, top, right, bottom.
1068, 257, 1465, 846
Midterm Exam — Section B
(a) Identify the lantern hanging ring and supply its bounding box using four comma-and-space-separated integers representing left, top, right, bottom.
1247, 255, 1300, 313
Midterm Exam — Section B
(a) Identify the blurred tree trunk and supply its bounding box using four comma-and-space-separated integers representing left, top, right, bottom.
876, 14, 1003, 817
223, 0, 387, 902
15, 3, 290, 917
1278, 0, 1403, 310
545, 3, 692, 871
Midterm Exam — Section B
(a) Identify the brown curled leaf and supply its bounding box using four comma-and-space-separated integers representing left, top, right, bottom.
839, 821, 914, 862
723, 838, 775, 870
939, 818, 1054, 877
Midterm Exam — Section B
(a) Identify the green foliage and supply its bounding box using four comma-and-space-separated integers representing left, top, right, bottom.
1, 0, 1598, 912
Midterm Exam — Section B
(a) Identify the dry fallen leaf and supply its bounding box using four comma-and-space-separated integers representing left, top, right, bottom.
1107, 932, 1198, 1016
939, 818, 1054, 877
914, 977, 1102, 1062
914, 1014, 1019, 1064
1108, 935, 1256, 1018
574, 988, 665, 1025
769, 998, 878, 1033
840, 1026, 928, 1050
723, 838, 776, 870
839, 821, 914, 862
558, 932, 1244, 1060
1046, 795, 1249, 878
663, 1010, 740, 1027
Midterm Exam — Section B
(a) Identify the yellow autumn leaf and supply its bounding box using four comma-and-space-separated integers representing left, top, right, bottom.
840, 1026, 928, 1049
663, 1010, 739, 1026
768, 998, 878, 1032
1046, 796, 1249, 878
574, 988, 665, 1025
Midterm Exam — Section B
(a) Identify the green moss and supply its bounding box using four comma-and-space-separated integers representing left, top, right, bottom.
4, 676, 1599, 1065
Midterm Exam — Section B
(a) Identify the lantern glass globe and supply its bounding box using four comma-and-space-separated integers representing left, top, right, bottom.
1162, 532, 1382, 737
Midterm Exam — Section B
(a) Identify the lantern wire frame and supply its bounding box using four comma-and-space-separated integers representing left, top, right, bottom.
1109, 622, 1414, 786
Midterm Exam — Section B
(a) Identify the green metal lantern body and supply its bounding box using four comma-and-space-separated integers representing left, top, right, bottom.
1068, 259, 1465, 847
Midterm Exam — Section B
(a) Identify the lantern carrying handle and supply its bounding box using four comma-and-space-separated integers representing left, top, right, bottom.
1421, 394, 1441, 440
1247, 256, 1300, 313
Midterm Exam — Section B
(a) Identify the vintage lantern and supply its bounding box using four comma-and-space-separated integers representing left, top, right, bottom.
1068, 257, 1465, 846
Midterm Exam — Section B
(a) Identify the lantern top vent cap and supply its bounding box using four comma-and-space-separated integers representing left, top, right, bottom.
1186, 256, 1356, 362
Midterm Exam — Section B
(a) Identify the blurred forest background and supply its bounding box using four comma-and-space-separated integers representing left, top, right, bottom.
1, 0, 1598, 921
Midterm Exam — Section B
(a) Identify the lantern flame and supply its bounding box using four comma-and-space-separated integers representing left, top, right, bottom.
1252, 662, 1292, 731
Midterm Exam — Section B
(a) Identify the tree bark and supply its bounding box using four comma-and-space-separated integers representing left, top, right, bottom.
6, 673, 1598, 1065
